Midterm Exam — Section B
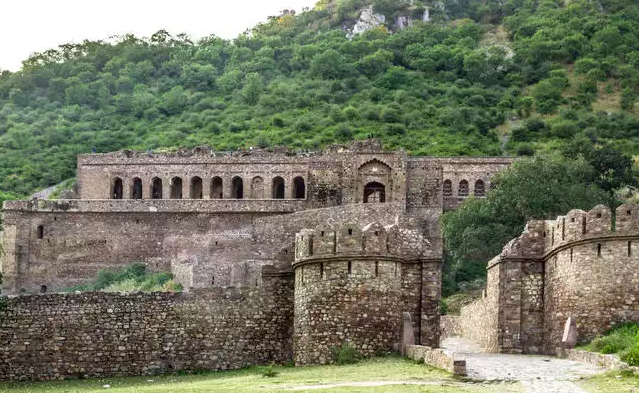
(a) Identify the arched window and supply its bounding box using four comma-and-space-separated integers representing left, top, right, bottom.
170, 177, 183, 199
112, 178, 123, 199
210, 177, 223, 199
474, 179, 485, 197
364, 182, 385, 203
231, 176, 244, 199
443, 179, 452, 197
151, 177, 163, 199
272, 177, 285, 199
131, 178, 143, 199
40, 284, 47, 294
190, 176, 203, 199
293, 177, 306, 199
458, 180, 469, 198
250, 176, 264, 199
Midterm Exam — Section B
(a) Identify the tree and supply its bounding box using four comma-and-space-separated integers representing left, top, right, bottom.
241, 73, 263, 104
442, 154, 613, 289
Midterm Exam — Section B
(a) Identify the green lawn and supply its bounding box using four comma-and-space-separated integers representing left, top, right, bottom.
0, 357, 522, 393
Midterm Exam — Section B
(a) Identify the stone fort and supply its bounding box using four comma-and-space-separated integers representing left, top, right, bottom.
4, 140, 639, 381
0, 140, 512, 380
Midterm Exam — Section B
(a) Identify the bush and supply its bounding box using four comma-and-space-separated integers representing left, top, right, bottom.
332, 342, 359, 365
621, 344, 639, 366
589, 323, 639, 358
260, 363, 279, 378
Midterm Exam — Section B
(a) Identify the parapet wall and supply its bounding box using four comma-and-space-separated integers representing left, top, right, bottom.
0, 273, 294, 381
459, 203, 639, 355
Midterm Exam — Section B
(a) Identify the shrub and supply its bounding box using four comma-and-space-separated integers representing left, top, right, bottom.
332, 342, 359, 365
590, 323, 639, 356
621, 343, 639, 366
260, 363, 279, 378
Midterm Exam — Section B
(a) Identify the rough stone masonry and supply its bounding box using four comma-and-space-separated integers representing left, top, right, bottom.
0, 140, 513, 381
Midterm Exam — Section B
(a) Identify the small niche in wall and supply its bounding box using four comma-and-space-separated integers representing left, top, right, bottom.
211, 276, 215, 286
597, 213, 602, 218
37, 225, 44, 240
570, 248, 573, 263
629, 241, 632, 257
320, 262, 324, 279
347, 261, 352, 276
375, 261, 379, 278
40, 285, 47, 293
597, 243, 602, 257
348, 229, 353, 236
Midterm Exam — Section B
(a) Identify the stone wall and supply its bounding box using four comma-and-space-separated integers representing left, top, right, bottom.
406, 345, 466, 376
459, 259, 499, 353
458, 203, 639, 355
0, 273, 294, 381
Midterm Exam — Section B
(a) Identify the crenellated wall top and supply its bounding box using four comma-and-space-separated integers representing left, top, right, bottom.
494, 203, 639, 263
293, 221, 433, 265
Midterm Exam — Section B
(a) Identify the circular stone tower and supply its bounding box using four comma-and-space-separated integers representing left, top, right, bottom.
293, 221, 432, 365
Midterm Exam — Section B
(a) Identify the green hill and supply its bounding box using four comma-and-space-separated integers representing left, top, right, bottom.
2, 0, 639, 195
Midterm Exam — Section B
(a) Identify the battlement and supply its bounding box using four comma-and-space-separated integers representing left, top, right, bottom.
497, 203, 639, 261
294, 221, 431, 264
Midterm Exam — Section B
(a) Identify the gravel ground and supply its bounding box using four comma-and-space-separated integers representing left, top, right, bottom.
441, 337, 604, 393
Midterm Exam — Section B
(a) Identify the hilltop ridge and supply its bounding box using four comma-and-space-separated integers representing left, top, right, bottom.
1, 0, 639, 195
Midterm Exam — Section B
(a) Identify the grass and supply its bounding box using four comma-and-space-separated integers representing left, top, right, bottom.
582, 323, 639, 365
579, 370, 639, 393
0, 357, 523, 393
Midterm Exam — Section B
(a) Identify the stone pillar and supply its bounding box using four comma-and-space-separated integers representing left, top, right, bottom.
162, 178, 171, 200
497, 259, 523, 353
420, 259, 442, 347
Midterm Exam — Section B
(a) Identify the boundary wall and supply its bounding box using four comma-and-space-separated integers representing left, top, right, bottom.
459, 203, 639, 355
0, 272, 293, 381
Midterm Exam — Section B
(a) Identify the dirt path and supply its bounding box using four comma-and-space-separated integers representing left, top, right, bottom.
442, 337, 604, 393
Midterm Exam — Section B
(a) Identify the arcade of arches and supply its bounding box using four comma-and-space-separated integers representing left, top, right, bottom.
111, 175, 307, 200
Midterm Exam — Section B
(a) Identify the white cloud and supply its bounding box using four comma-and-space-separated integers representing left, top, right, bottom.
0, 0, 318, 71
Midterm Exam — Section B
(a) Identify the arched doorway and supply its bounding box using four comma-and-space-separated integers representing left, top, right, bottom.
190, 177, 203, 199
211, 177, 223, 199
250, 176, 264, 199
293, 177, 306, 199
364, 182, 385, 203
151, 178, 163, 199
112, 178, 123, 199
272, 177, 285, 199
131, 178, 143, 199
170, 177, 183, 199
232, 176, 244, 199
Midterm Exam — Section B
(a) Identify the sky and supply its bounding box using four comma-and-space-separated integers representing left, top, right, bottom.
0, 0, 319, 71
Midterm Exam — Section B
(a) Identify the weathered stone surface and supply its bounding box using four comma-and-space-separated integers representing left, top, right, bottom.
406, 345, 466, 376
0, 273, 293, 381
460, 204, 639, 355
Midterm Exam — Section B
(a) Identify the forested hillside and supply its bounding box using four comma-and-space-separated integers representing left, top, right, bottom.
1, 0, 639, 196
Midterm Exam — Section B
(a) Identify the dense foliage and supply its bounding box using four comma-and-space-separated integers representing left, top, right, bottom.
1, 0, 639, 195
441, 147, 637, 293
64, 262, 182, 293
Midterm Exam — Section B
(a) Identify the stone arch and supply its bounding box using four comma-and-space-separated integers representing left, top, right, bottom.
358, 159, 392, 203
231, 176, 244, 199
250, 176, 264, 199
272, 176, 285, 199
474, 179, 485, 197
364, 182, 386, 203
112, 177, 123, 199
131, 177, 143, 199
458, 180, 469, 198
151, 177, 163, 199
443, 179, 453, 197
293, 176, 306, 199
190, 176, 203, 199
170, 177, 183, 199
210, 176, 223, 199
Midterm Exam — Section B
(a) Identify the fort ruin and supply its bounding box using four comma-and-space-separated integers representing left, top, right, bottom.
0, 140, 513, 380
